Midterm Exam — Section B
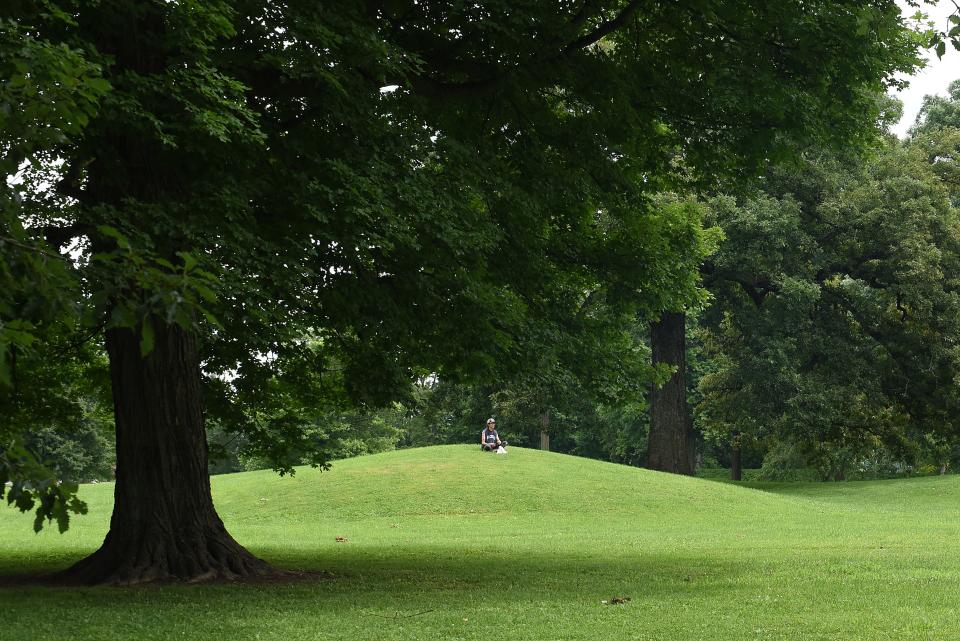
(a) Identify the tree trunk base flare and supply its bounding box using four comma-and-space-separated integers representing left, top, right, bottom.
54, 319, 277, 586
57, 526, 275, 586
647, 311, 694, 475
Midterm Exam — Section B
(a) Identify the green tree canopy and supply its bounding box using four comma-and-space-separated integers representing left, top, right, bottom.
1, 0, 928, 583
698, 131, 960, 479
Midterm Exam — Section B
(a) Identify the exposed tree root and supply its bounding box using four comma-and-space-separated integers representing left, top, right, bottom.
53, 527, 278, 586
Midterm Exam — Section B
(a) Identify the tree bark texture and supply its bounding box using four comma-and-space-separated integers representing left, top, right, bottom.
539, 410, 551, 451
59, 319, 273, 585
647, 311, 694, 475
730, 432, 742, 481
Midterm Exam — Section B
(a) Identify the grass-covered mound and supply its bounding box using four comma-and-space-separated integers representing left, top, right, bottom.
2, 445, 960, 640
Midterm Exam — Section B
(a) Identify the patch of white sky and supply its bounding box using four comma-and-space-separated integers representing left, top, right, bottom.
891, 0, 960, 137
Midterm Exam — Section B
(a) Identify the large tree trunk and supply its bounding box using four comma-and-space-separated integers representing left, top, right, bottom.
647, 311, 694, 475
59, 319, 273, 585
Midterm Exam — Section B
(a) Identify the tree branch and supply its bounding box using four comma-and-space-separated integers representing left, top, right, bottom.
51, 321, 107, 359
731, 276, 779, 307
562, 0, 644, 53
569, 0, 603, 32
0, 236, 67, 261
409, 0, 646, 99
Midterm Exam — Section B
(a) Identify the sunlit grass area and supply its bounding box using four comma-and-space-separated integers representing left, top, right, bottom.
3, 445, 960, 641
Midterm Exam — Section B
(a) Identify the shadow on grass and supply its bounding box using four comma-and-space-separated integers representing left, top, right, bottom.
0, 543, 755, 600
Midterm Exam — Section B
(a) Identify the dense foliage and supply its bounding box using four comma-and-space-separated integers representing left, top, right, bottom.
346, 89, 960, 481
0, 0, 945, 582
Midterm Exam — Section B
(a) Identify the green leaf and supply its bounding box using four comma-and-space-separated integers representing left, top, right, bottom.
13, 487, 34, 512
71, 498, 89, 515
56, 504, 70, 533
192, 282, 218, 303
177, 251, 198, 272
200, 308, 223, 328
85, 77, 111, 93
96, 225, 130, 249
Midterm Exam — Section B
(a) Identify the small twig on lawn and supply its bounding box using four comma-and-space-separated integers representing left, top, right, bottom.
367, 609, 435, 620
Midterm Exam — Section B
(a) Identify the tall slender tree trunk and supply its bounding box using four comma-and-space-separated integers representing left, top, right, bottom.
59, 319, 272, 585
730, 431, 742, 481
647, 311, 694, 475
539, 410, 551, 451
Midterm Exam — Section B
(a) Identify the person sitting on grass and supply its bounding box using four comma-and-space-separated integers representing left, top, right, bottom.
480, 418, 507, 451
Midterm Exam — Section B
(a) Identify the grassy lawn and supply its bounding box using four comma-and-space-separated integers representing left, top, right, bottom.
3, 445, 960, 640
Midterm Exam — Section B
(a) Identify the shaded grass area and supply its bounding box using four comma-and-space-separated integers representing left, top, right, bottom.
3, 446, 960, 640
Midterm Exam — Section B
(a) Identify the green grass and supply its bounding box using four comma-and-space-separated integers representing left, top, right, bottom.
3, 445, 960, 640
